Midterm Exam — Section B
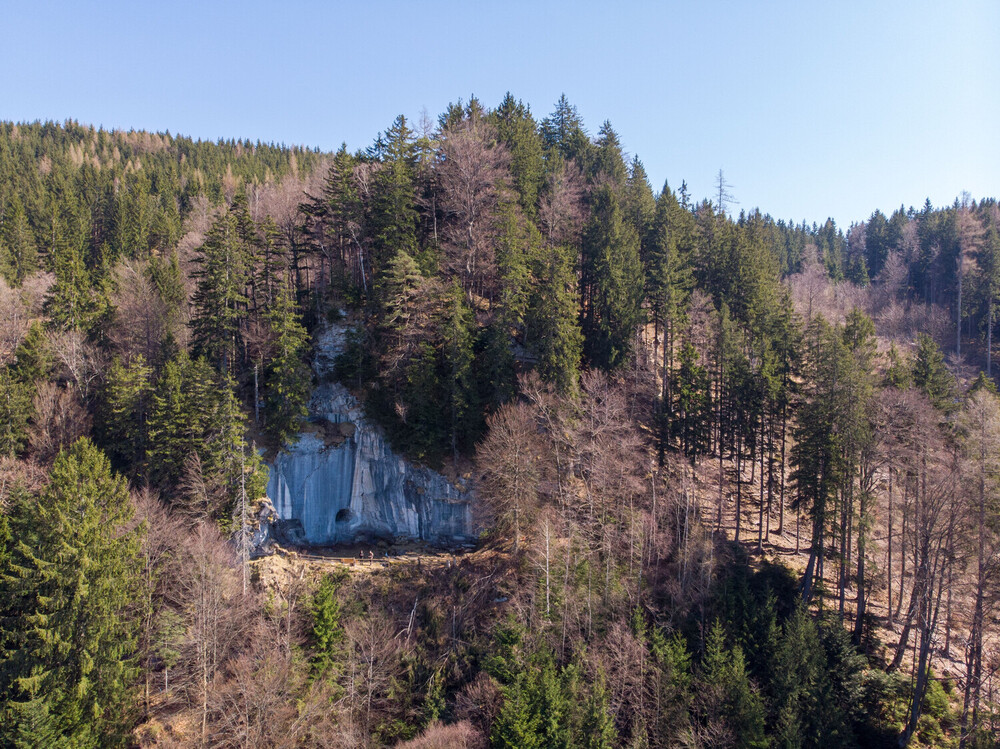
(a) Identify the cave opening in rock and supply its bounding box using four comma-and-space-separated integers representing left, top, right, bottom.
335, 507, 353, 523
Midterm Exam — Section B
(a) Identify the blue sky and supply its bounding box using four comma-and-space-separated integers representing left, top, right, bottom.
2, 0, 997, 227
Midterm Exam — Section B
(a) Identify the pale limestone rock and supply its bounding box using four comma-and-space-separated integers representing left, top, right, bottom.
265, 324, 475, 546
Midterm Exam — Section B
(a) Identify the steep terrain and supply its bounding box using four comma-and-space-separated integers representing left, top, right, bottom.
264, 323, 476, 547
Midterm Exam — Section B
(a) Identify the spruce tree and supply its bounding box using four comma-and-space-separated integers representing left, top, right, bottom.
492, 673, 542, 749
45, 200, 97, 331
527, 244, 582, 394
440, 283, 477, 460
10, 322, 52, 385
492, 94, 545, 218
532, 656, 571, 749
912, 333, 957, 412
0, 194, 37, 284
591, 121, 627, 188
673, 340, 712, 460
540, 95, 591, 164
264, 278, 311, 447
309, 574, 345, 682
0, 367, 31, 457
370, 115, 418, 276
975, 219, 1000, 375
97, 355, 153, 475
581, 186, 644, 370
146, 353, 259, 510
0, 438, 143, 746
190, 208, 249, 373
580, 671, 617, 749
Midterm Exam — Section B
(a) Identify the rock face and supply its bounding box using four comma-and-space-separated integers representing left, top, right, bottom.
264, 324, 475, 546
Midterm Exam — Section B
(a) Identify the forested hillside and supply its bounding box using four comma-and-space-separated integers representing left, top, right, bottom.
0, 100, 997, 748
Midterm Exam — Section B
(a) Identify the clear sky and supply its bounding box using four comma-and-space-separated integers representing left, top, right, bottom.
2, 0, 997, 228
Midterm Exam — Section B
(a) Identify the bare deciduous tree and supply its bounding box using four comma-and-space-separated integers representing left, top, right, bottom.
0, 278, 31, 366
475, 401, 540, 553
28, 381, 90, 462
51, 328, 106, 401
438, 114, 511, 300
958, 388, 1000, 747
538, 160, 586, 248
107, 260, 172, 364
345, 604, 403, 738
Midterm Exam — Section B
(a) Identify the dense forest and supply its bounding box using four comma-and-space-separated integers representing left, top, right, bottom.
0, 99, 998, 748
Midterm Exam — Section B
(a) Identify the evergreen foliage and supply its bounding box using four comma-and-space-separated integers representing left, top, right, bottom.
0, 439, 143, 746
0, 107, 995, 748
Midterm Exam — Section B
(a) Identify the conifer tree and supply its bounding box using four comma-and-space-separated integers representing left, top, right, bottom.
10, 322, 52, 385
527, 244, 583, 393
492, 673, 542, 749
793, 317, 846, 600
540, 95, 590, 164
581, 186, 644, 370
975, 218, 1000, 375
912, 333, 957, 412
623, 157, 656, 247
370, 115, 418, 276
190, 208, 249, 373
533, 656, 572, 749
0, 194, 37, 284
673, 340, 712, 460
0, 366, 31, 457
771, 606, 838, 747
264, 278, 311, 447
580, 671, 617, 749
492, 94, 545, 218
146, 353, 258, 509
97, 355, 153, 474
45, 202, 97, 331
865, 209, 891, 279
591, 121, 627, 188
0, 438, 143, 746
310, 574, 346, 682
440, 283, 476, 460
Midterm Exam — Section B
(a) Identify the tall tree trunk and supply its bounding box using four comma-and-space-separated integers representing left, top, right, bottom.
887, 468, 895, 628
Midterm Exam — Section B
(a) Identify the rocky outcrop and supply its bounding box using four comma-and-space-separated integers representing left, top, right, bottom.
264, 324, 476, 547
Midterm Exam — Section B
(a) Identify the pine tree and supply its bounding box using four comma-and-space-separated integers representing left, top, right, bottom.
0, 438, 143, 746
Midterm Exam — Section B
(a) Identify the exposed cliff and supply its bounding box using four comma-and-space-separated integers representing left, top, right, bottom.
264, 323, 476, 547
